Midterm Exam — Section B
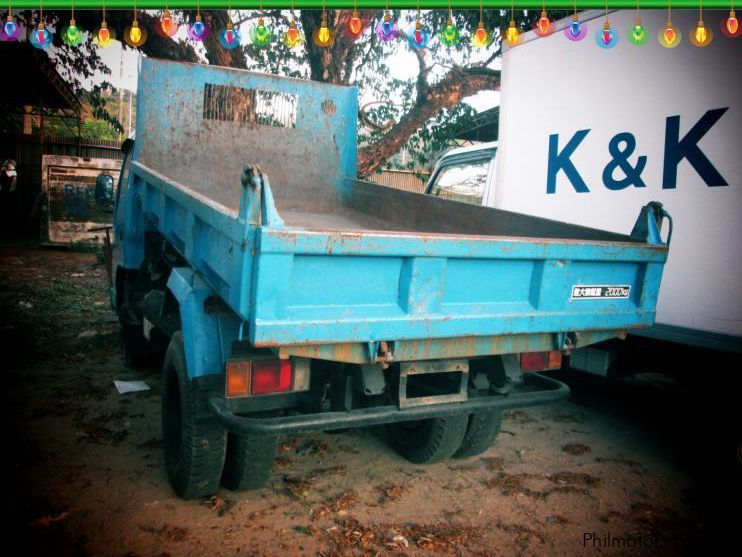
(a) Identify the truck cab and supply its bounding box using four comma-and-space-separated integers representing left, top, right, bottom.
425, 142, 498, 207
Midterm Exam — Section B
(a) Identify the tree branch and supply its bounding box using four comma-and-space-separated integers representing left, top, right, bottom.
357, 67, 501, 177
413, 48, 430, 102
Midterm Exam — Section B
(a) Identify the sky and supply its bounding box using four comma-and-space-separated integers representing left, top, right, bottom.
84, 11, 500, 114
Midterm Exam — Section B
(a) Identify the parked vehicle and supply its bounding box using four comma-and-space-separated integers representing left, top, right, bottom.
40, 154, 121, 245
426, 8, 741, 359
108, 59, 670, 499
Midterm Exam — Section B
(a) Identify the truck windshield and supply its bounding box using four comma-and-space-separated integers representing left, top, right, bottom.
428, 158, 490, 205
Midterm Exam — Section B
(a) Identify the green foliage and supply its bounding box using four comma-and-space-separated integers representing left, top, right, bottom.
50, 36, 112, 98
86, 84, 125, 137
40, 117, 119, 140
80, 119, 120, 141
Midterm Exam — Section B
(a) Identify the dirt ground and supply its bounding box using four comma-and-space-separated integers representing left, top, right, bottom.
3, 245, 740, 557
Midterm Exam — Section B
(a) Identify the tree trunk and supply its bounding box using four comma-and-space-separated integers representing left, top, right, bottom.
301, 9, 376, 85
357, 68, 501, 178
202, 11, 248, 69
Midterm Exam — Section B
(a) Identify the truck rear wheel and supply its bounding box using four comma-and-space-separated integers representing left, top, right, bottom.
221, 432, 278, 491
386, 414, 469, 464
162, 332, 227, 499
453, 411, 503, 458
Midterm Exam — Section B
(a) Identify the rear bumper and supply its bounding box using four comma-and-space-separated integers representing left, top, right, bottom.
209, 373, 570, 435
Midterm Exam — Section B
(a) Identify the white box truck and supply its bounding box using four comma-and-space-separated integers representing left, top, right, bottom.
426, 8, 742, 356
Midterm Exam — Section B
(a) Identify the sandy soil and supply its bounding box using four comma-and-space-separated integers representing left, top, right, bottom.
3, 245, 739, 557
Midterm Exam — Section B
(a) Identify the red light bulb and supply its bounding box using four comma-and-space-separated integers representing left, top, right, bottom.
161, 10, 173, 35
414, 22, 423, 44
664, 24, 675, 43
602, 24, 612, 45
727, 11, 739, 35
349, 9, 362, 36
537, 11, 550, 35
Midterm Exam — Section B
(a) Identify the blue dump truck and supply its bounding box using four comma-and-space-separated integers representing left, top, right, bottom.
109, 59, 671, 499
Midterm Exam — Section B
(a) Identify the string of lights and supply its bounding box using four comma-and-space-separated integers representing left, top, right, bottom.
1, 2, 739, 49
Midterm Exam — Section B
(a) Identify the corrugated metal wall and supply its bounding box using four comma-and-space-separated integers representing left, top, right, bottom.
0, 134, 122, 237
366, 169, 430, 193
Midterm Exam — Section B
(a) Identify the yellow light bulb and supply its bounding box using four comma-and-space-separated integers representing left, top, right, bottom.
506, 20, 519, 45
696, 21, 708, 44
318, 25, 330, 44
130, 21, 141, 43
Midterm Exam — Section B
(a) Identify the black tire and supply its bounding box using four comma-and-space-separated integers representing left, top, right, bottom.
161, 332, 227, 499
122, 325, 150, 368
453, 411, 503, 459
386, 414, 469, 464
221, 432, 278, 491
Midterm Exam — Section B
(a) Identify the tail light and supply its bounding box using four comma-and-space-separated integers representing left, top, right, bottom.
226, 360, 251, 397
251, 360, 292, 395
226, 358, 310, 398
520, 350, 563, 372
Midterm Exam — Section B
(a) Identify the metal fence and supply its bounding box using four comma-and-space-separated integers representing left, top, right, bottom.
366, 169, 430, 193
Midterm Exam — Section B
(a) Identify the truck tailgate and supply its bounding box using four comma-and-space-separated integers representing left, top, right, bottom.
249, 226, 666, 346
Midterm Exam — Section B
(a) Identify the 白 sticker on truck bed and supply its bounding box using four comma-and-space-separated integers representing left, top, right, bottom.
571, 285, 631, 300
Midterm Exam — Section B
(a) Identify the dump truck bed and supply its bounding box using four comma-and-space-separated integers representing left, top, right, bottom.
121, 59, 669, 358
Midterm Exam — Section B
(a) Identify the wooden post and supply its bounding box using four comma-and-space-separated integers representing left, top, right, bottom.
22, 105, 32, 135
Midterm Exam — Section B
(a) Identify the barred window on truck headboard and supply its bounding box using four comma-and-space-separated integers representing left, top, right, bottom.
203, 83, 298, 129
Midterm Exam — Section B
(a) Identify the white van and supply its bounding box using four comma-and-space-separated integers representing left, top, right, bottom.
426, 9, 741, 358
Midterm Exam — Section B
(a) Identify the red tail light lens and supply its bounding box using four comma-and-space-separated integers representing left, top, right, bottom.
251, 360, 292, 395
520, 351, 562, 372
520, 352, 548, 372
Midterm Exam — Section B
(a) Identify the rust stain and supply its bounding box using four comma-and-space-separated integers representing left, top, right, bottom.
321, 99, 336, 116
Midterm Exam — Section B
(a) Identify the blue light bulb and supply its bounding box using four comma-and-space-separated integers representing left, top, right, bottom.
570, 20, 581, 37
4, 20, 16, 37
193, 20, 205, 38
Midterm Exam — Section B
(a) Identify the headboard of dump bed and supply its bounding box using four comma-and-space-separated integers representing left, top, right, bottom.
133, 58, 358, 215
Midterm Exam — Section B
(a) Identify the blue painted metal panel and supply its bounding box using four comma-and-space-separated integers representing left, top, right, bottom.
249, 227, 667, 346
133, 58, 358, 215
114, 59, 670, 363
256, 229, 667, 261
167, 267, 241, 379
